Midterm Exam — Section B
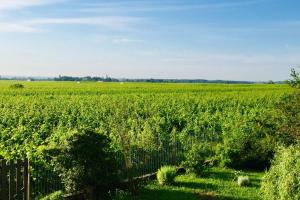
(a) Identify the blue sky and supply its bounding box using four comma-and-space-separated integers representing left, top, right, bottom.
0, 0, 299, 81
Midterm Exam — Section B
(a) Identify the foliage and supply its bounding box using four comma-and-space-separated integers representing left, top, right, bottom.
237, 176, 250, 187
261, 145, 300, 200
217, 110, 279, 170
40, 191, 64, 200
0, 81, 291, 194
288, 68, 300, 88
157, 166, 177, 185
276, 91, 300, 145
182, 143, 213, 174
9, 83, 24, 89
43, 129, 118, 194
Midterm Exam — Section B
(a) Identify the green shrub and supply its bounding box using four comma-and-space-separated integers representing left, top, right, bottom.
261, 145, 300, 200
40, 191, 64, 200
216, 111, 278, 170
276, 91, 300, 145
157, 166, 177, 185
182, 143, 213, 174
10, 83, 24, 89
44, 129, 119, 195
237, 176, 250, 187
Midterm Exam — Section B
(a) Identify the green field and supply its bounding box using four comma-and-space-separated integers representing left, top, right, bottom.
0, 81, 290, 158
0, 81, 292, 198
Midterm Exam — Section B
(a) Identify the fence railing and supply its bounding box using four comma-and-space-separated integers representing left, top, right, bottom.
0, 159, 30, 200
0, 139, 200, 199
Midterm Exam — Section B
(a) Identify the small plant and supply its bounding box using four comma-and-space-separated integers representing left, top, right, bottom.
40, 191, 64, 200
157, 166, 177, 185
10, 83, 24, 89
237, 176, 250, 187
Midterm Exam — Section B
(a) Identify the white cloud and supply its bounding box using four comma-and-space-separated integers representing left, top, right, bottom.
112, 38, 143, 44
26, 16, 141, 28
0, 0, 61, 11
78, 0, 265, 13
0, 22, 39, 32
0, 16, 141, 32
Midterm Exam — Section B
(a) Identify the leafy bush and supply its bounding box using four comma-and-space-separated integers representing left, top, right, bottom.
40, 191, 64, 200
182, 143, 213, 174
261, 145, 300, 200
217, 111, 278, 170
276, 91, 300, 145
237, 176, 250, 187
44, 129, 119, 195
157, 166, 177, 185
10, 83, 24, 89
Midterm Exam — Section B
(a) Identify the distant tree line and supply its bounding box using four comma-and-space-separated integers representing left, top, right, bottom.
54, 75, 119, 82
0, 75, 286, 84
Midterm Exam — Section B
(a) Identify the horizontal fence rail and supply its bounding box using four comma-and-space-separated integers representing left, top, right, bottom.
1, 139, 203, 199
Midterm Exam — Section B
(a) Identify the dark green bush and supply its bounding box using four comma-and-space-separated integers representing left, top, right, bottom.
261, 145, 300, 200
276, 91, 300, 145
10, 83, 24, 89
157, 166, 177, 185
182, 143, 213, 174
44, 129, 119, 195
40, 191, 64, 200
216, 111, 278, 170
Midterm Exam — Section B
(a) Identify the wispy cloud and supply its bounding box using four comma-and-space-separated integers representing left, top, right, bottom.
0, 22, 39, 32
78, 0, 265, 13
112, 37, 143, 44
0, 16, 142, 32
162, 53, 300, 65
26, 16, 141, 28
0, 0, 62, 11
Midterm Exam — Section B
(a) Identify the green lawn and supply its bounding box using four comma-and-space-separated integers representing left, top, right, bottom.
130, 168, 263, 200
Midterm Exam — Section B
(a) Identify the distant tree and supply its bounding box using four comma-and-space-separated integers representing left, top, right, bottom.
288, 68, 300, 88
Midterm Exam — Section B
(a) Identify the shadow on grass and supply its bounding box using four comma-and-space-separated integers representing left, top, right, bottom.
197, 192, 250, 200
136, 187, 197, 200
202, 169, 262, 189
202, 170, 235, 182
136, 187, 249, 200
174, 181, 219, 191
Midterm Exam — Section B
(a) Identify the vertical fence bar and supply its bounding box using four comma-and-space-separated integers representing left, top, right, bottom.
9, 160, 15, 200
24, 159, 29, 200
16, 160, 22, 200
1, 160, 8, 200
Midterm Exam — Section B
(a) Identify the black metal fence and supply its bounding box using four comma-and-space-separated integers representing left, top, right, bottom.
28, 140, 193, 199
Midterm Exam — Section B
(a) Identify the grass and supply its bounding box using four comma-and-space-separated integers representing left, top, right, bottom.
129, 168, 263, 200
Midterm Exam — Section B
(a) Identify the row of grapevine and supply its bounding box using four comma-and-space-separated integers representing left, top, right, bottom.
0, 82, 291, 197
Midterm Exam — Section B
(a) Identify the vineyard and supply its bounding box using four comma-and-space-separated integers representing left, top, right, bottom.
0, 81, 293, 198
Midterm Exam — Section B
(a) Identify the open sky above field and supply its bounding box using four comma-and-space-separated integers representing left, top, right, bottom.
0, 0, 299, 81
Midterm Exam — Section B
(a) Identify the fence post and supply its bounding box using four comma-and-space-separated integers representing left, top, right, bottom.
24, 159, 30, 200
16, 160, 22, 200
9, 160, 15, 200
1, 160, 8, 200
